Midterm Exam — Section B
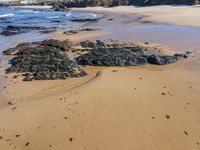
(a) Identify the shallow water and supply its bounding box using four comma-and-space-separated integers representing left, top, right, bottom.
104, 23, 200, 51
89, 13, 200, 52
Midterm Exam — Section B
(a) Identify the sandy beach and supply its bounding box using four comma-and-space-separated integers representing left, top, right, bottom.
1, 5, 200, 150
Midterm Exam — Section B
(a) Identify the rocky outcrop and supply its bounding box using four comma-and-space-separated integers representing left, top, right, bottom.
4, 39, 86, 81
3, 39, 191, 81
77, 40, 190, 66
0, 25, 50, 36
52, 1, 70, 11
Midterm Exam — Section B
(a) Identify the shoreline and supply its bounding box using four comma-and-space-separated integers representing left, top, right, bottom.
72, 5, 200, 28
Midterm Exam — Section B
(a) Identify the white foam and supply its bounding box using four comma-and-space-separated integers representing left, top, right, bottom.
89, 13, 97, 18
0, 13, 14, 18
46, 16, 60, 19
65, 12, 72, 17
20, 10, 39, 13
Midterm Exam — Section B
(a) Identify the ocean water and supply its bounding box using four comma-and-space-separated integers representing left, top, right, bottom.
0, 7, 100, 51
0, 7, 98, 31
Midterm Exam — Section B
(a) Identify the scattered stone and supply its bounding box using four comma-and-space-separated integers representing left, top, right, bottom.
8, 101, 13, 105
184, 131, 189, 136
152, 116, 155, 119
162, 92, 166, 95
25, 142, 30, 146
69, 138, 73, 142
197, 142, 199, 145
0, 136, 3, 140
165, 115, 170, 119
64, 116, 68, 120
15, 135, 20, 138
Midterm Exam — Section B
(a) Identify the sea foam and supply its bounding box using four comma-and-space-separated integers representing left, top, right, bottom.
0, 13, 14, 18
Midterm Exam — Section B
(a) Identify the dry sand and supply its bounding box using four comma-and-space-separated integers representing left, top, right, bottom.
73, 5, 200, 27
1, 5, 200, 150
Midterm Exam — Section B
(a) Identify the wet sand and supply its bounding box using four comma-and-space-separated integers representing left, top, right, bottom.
1, 6, 200, 150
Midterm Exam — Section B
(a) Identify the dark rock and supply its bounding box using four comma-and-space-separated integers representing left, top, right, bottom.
52, 1, 70, 11
40, 39, 71, 51
0, 30, 23, 36
77, 40, 188, 67
107, 18, 114, 21
63, 30, 79, 35
147, 54, 178, 65
80, 40, 96, 48
174, 53, 188, 59
96, 40, 106, 48
70, 18, 99, 23
79, 28, 99, 31
5, 39, 86, 81
5, 25, 47, 31
40, 29, 57, 34
77, 43, 147, 66
0, 25, 48, 36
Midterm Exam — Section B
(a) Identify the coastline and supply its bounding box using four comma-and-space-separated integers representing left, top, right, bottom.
1, 6, 200, 150
72, 5, 200, 28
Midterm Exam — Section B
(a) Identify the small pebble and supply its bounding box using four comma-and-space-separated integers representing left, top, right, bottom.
25, 142, 30, 146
